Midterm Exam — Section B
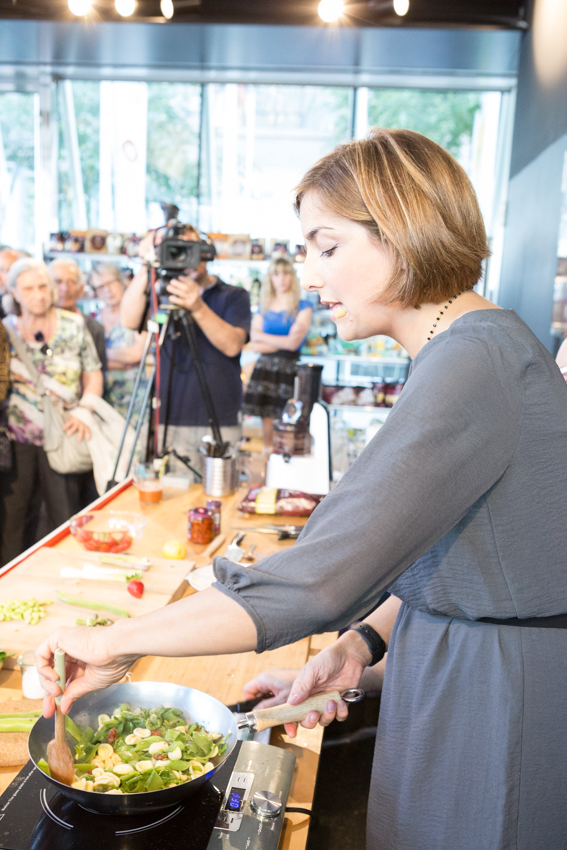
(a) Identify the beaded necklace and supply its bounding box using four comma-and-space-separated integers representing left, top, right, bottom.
426, 291, 464, 342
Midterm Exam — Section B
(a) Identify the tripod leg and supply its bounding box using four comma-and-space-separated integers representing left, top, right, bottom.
122, 359, 157, 479
107, 328, 154, 489
161, 333, 177, 456
179, 311, 225, 449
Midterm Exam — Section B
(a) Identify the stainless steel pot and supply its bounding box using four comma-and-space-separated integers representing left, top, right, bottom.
27, 681, 238, 816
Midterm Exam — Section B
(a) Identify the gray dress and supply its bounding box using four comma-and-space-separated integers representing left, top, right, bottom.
214, 309, 567, 850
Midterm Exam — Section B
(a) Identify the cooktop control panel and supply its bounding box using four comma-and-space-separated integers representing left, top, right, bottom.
208, 740, 296, 849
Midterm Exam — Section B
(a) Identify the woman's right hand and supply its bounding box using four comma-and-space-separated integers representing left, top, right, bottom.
278, 631, 371, 737
35, 624, 139, 717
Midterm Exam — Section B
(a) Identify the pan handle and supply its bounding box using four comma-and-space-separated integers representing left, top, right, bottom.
237, 689, 345, 733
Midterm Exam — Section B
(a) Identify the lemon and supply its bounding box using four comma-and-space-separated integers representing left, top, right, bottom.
162, 540, 186, 559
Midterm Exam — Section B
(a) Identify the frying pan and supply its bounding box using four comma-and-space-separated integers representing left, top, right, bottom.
28, 681, 239, 815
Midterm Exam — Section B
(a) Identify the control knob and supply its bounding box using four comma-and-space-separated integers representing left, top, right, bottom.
250, 790, 282, 819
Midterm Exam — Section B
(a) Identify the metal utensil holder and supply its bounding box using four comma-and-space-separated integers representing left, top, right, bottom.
204, 454, 238, 496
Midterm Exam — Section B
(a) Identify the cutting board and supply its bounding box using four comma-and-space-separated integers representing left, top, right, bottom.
0, 547, 194, 663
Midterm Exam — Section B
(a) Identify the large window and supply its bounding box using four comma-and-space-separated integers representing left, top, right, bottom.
57, 81, 201, 235
199, 84, 353, 242
362, 88, 503, 232
0, 93, 35, 252
52, 80, 504, 257
146, 83, 201, 229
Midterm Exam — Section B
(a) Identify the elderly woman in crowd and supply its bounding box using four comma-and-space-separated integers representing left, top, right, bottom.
90, 263, 146, 420
0, 259, 102, 565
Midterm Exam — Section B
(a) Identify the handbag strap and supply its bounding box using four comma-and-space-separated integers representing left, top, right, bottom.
2, 318, 47, 396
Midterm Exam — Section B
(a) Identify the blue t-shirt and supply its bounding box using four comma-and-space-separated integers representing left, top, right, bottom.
159, 279, 251, 427
262, 300, 312, 335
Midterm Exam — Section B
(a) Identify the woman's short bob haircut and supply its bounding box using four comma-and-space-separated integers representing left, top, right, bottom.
294, 128, 490, 309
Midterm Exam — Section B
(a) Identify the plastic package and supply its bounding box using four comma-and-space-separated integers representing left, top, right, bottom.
238, 487, 324, 517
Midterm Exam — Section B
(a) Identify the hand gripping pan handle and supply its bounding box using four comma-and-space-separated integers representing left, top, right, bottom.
236, 688, 364, 733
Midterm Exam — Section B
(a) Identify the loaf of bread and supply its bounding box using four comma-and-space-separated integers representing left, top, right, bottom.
0, 699, 44, 767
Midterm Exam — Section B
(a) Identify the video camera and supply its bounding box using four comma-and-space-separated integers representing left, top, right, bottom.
155, 220, 216, 309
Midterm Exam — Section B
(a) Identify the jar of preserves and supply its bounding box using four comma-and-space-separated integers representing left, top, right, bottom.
206, 500, 222, 536
188, 507, 214, 545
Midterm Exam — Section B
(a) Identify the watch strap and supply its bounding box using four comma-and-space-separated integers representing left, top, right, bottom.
346, 622, 387, 667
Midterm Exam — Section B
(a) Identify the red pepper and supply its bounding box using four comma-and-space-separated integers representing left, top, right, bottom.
127, 579, 144, 599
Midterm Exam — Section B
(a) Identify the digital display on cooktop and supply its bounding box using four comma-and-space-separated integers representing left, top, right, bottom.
226, 786, 246, 812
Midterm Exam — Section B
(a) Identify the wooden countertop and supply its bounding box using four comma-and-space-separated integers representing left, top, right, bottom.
0, 483, 334, 848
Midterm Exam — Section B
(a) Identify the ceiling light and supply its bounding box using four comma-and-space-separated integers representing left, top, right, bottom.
160, 0, 174, 18
393, 0, 409, 15
318, 0, 344, 22
68, 0, 92, 15
115, 0, 136, 15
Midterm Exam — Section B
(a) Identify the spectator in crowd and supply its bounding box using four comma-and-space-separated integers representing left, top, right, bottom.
120, 224, 250, 478
243, 257, 312, 449
90, 263, 147, 420
0, 259, 102, 565
49, 258, 107, 371
0, 248, 30, 318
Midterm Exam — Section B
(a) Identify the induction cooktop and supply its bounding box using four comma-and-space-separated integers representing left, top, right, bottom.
0, 740, 296, 850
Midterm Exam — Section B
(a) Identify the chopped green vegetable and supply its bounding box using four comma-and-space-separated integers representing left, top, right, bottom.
65, 702, 230, 794
0, 599, 52, 625
56, 591, 130, 618
37, 758, 51, 776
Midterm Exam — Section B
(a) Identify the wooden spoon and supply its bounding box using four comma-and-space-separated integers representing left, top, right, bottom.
47, 648, 75, 786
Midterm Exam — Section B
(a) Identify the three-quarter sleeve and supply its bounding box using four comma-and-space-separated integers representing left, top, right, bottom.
213, 327, 526, 652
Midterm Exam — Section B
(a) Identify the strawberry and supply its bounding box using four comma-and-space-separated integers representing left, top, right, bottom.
127, 580, 144, 599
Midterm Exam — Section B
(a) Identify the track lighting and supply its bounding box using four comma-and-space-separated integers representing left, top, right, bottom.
318, 0, 344, 22
393, 0, 409, 15
160, 0, 174, 18
115, 0, 136, 15
68, 0, 92, 15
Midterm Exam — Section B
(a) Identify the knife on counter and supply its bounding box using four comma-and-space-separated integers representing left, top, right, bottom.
231, 525, 303, 540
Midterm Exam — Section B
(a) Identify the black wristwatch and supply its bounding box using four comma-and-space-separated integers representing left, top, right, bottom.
346, 622, 387, 667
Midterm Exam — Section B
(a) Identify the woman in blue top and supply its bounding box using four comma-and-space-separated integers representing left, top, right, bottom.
243, 257, 312, 448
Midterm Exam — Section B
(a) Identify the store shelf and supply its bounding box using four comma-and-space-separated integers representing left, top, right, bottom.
328, 404, 391, 414
44, 251, 141, 263
301, 353, 408, 366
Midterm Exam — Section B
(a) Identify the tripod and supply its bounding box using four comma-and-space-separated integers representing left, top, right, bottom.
106, 305, 227, 490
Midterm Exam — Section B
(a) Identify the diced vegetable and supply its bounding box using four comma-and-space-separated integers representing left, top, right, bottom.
0, 599, 52, 625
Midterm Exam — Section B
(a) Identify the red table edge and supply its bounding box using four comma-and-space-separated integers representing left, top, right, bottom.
0, 477, 133, 579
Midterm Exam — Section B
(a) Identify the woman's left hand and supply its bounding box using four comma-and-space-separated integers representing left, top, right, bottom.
250, 327, 263, 343
63, 415, 91, 442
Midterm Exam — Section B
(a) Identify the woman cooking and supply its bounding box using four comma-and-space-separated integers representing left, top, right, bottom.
243, 257, 312, 449
37, 129, 567, 850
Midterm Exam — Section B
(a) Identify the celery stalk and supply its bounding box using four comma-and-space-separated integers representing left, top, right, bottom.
56, 591, 130, 618
0, 718, 37, 732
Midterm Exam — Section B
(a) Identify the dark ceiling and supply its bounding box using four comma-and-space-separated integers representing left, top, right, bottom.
0, 0, 529, 28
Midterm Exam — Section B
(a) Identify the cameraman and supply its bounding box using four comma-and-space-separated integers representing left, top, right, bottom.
121, 224, 250, 477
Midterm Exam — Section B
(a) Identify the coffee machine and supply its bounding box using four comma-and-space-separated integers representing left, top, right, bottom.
265, 363, 332, 495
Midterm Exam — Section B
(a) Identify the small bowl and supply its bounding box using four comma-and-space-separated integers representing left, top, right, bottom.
70, 511, 147, 553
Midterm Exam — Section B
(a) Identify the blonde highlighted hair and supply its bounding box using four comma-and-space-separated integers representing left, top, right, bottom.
294, 128, 490, 309
260, 257, 301, 316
